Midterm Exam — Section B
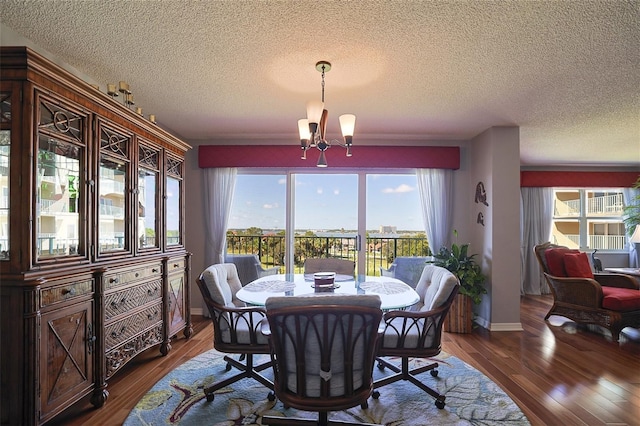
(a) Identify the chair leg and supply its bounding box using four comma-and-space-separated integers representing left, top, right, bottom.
262, 414, 382, 426
372, 356, 446, 409
203, 354, 274, 402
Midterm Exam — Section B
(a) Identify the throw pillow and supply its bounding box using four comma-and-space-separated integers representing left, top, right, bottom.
563, 252, 594, 279
544, 248, 580, 277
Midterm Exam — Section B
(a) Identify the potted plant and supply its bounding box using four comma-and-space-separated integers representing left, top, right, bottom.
431, 231, 487, 333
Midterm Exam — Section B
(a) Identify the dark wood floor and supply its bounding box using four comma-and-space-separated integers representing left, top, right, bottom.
52, 295, 640, 426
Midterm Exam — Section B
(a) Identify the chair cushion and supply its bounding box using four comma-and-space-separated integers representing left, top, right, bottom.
303, 258, 355, 275
544, 248, 580, 277
415, 265, 459, 311
563, 252, 594, 279
217, 311, 269, 344
387, 257, 432, 288
201, 263, 243, 307
381, 317, 436, 349
602, 287, 640, 312
224, 254, 261, 285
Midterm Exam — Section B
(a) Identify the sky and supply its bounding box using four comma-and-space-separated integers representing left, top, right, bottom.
228, 173, 424, 231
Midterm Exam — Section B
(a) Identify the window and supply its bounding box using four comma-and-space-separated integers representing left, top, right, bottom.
227, 171, 426, 275
552, 189, 626, 250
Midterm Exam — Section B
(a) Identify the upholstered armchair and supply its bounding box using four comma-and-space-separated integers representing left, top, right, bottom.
372, 265, 459, 409
195, 263, 274, 402
261, 294, 383, 426
534, 242, 640, 342
303, 258, 355, 277
380, 256, 433, 288
224, 253, 280, 285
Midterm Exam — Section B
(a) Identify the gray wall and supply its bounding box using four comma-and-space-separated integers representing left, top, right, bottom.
185, 135, 524, 332
469, 127, 522, 330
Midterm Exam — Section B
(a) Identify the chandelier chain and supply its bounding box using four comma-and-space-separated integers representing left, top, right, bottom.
321, 64, 326, 103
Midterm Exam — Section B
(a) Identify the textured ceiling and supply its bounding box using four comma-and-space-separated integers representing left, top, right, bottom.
1, 0, 639, 167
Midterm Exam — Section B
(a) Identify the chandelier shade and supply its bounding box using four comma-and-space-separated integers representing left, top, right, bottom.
299, 61, 355, 167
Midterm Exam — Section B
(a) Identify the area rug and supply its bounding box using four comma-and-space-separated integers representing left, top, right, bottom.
124, 349, 530, 425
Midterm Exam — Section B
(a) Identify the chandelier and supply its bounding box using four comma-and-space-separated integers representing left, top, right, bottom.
298, 61, 356, 167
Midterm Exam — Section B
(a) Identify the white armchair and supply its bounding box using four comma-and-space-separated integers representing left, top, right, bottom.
373, 265, 460, 409
224, 254, 280, 285
380, 256, 433, 288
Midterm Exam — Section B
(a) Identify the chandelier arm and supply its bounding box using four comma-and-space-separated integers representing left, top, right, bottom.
315, 139, 349, 150
299, 60, 354, 167
329, 139, 347, 148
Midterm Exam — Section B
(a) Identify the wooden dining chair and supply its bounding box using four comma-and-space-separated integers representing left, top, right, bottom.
372, 265, 459, 409
196, 263, 274, 402
261, 294, 383, 426
303, 258, 355, 276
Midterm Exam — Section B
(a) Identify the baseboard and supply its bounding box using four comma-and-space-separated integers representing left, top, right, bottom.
190, 307, 204, 316
474, 316, 523, 332
488, 322, 524, 332
474, 315, 489, 330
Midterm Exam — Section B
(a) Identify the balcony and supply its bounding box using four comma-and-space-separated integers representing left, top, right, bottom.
226, 233, 431, 276
555, 193, 624, 216
552, 234, 627, 250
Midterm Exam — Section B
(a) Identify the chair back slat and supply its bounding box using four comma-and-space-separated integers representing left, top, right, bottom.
265, 294, 382, 413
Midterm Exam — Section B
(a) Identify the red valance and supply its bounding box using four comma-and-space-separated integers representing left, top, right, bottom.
521, 171, 639, 187
198, 145, 460, 169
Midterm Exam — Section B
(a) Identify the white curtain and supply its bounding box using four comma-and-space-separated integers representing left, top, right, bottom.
623, 186, 640, 267
520, 187, 554, 294
416, 169, 453, 255
203, 167, 237, 265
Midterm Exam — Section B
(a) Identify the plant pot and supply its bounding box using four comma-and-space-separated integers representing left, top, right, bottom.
443, 293, 473, 333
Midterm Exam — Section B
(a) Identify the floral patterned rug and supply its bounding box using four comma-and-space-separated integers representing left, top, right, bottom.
124, 349, 530, 425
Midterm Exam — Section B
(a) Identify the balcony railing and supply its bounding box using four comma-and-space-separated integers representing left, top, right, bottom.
226, 234, 430, 276
552, 233, 627, 250
555, 193, 624, 216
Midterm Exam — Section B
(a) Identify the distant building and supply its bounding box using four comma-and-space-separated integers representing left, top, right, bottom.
379, 225, 397, 234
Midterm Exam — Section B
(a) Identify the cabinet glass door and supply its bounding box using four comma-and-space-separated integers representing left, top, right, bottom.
137, 143, 160, 251
36, 136, 81, 258
36, 94, 86, 261
97, 122, 130, 255
166, 176, 181, 246
0, 91, 10, 260
165, 156, 183, 247
138, 168, 158, 249
98, 157, 127, 252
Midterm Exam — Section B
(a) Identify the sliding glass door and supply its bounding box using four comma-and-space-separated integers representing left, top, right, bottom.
228, 170, 426, 277
293, 174, 359, 273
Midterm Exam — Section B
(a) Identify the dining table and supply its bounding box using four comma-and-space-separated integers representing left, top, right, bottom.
236, 273, 420, 311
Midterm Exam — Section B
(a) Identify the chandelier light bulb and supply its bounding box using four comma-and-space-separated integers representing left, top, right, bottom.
306, 100, 324, 132
298, 119, 311, 141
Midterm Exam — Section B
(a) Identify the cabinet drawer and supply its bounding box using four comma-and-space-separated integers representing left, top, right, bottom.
104, 301, 163, 351
104, 279, 162, 321
167, 257, 185, 272
105, 323, 163, 379
104, 262, 162, 290
40, 279, 93, 308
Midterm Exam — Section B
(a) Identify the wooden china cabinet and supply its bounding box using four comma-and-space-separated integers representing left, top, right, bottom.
0, 47, 192, 425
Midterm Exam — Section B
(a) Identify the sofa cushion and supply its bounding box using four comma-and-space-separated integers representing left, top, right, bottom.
563, 252, 594, 279
544, 248, 580, 276
602, 287, 640, 312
